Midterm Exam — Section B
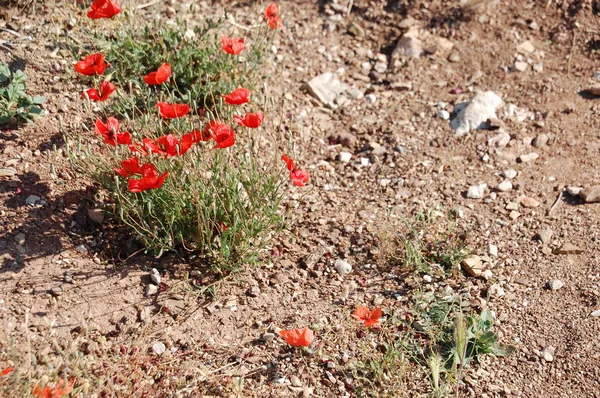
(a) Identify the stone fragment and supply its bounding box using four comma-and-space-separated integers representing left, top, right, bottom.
566, 186, 583, 196
587, 84, 600, 97
146, 284, 159, 296
497, 181, 512, 192
537, 229, 553, 245
503, 169, 518, 179
517, 40, 535, 54
334, 259, 352, 276
88, 208, 105, 224
461, 255, 484, 277
393, 30, 422, 59
553, 243, 584, 255
580, 186, 600, 203
0, 167, 17, 177
519, 196, 540, 208
467, 184, 487, 199
306, 72, 351, 107
451, 91, 503, 136
152, 342, 166, 356
518, 153, 539, 163
514, 61, 528, 72
14, 233, 25, 245
547, 279, 564, 290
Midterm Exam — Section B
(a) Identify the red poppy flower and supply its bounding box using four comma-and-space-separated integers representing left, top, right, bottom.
1, 367, 14, 376
114, 157, 142, 177
128, 164, 169, 193
352, 306, 383, 328
281, 154, 309, 187
155, 102, 190, 119
33, 378, 74, 398
209, 122, 235, 149
186, 129, 211, 143
218, 222, 228, 232
82, 80, 116, 101
74, 53, 107, 76
234, 111, 264, 128
95, 117, 132, 146
222, 88, 251, 105
87, 0, 121, 19
265, 3, 283, 30
143, 63, 171, 85
278, 328, 314, 347
221, 36, 245, 55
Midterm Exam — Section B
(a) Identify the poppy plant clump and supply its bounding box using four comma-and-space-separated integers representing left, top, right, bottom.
127, 163, 169, 193
95, 117, 132, 146
353, 306, 383, 328
155, 102, 191, 119
221, 36, 245, 55
278, 328, 315, 347
74, 53, 107, 76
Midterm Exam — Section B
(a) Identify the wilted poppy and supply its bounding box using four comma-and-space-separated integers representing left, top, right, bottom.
1, 367, 14, 376
221, 36, 245, 55
143, 63, 171, 85
234, 111, 264, 128
128, 164, 168, 193
278, 328, 314, 347
95, 117, 132, 146
82, 80, 116, 101
74, 53, 107, 76
33, 378, 74, 398
87, 0, 121, 19
281, 154, 309, 187
222, 88, 251, 105
208, 122, 235, 149
352, 306, 383, 328
155, 102, 190, 119
265, 3, 283, 30
114, 157, 142, 177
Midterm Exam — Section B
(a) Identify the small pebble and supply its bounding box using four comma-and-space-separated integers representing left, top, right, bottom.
150, 268, 161, 285
488, 244, 498, 257
466, 184, 487, 199
334, 259, 352, 276
436, 110, 450, 120
547, 279, 564, 290
152, 342, 166, 356
146, 284, 159, 296
503, 169, 518, 179
339, 152, 352, 163
497, 180, 513, 192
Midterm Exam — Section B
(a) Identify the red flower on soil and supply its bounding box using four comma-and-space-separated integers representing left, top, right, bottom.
278, 328, 314, 347
87, 0, 121, 19
82, 80, 116, 101
155, 102, 190, 119
222, 88, 251, 105
74, 53, 107, 76
352, 306, 383, 328
265, 3, 283, 30
1, 367, 14, 376
114, 157, 142, 177
128, 163, 168, 193
95, 117, 132, 146
143, 63, 171, 85
33, 378, 74, 398
281, 154, 309, 187
208, 122, 235, 149
221, 36, 245, 55
234, 111, 264, 128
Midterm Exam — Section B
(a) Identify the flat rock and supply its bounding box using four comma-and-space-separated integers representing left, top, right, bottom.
503, 169, 518, 179
537, 229, 553, 245
514, 61, 528, 72
152, 342, 166, 356
306, 72, 351, 107
587, 84, 600, 97
393, 30, 422, 59
497, 180, 513, 192
580, 186, 600, 203
518, 152, 539, 163
14, 232, 25, 245
334, 259, 352, 276
488, 132, 511, 148
519, 196, 540, 208
461, 255, 484, 277
566, 186, 583, 196
517, 40, 535, 54
25, 195, 41, 205
553, 243, 584, 255
547, 279, 564, 290
591, 309, 600, 317
88, 208, 105, 224
451, 91, 503, 136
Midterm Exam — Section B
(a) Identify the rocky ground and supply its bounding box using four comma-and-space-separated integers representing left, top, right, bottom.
1, 0, 600, 397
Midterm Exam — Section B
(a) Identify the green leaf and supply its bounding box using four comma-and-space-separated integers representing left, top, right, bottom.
0, 63, 10, 82
32, 95, 46, 104
28, 106, 43, 115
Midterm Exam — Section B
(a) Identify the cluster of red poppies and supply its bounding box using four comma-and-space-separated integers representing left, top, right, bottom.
76, 0, 308, 193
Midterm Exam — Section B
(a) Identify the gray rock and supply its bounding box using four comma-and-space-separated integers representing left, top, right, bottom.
74, 244, 88, 254
329, 131, 357, 148
306, 72, 351, 107
393, 31, 422, 59
467, 184, 487, 199
146, 284, 159, 296
334, 259, 352, 276
488, 284, 505, 298
365, 94, 377, 104
537, 229, 553, 245
262, 332, 275, 341
532, 134, 549, 148
591, 309, 600, 317
488, 132, 511, 148
566, 186, 583, 196
152, 341, 166, 356
436, 110, 450, 120
580, 186, 600, 203
451, 91, 503, 136
50, 286, 63, 297
547, 279, 564, 290
247, 285, 261, 297
14, 233, 25, 245
88, 208, 105, 224
25, 195, 41, 205
139, 306, 152, 323
0, 167, 17, 177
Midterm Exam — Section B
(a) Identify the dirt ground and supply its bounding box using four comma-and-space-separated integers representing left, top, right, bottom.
1, 0, 600, 397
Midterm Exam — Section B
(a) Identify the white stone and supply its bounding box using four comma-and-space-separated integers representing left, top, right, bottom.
547, 279, 564, 290
488, 284, 505, 298
150, 268, 161, 285
566, 186, 583, 196
591, 309, 600, 317
393, 30, 422, 59
518, 152, 539, 163
365, 94, 377, 103
152, 342, 166, 356
306, 72, 351, 107
146, 284, 159, 296
339, 152, 352, 163
517, 40, 535, 55
503, 169, 518, 179
423, 275, 432, 283
334, 259, 352, 276
437, 110, 450, 120
488, 132, 511, 148
467, 184, 487, 199
514, 61, 528, 72
497, 180, 513, 192
451, 91, 503, 136
488, 244, 498, 257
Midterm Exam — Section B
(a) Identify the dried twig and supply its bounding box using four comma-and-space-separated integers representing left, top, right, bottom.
135, 0, 160, 9
547, 188, 564, 215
